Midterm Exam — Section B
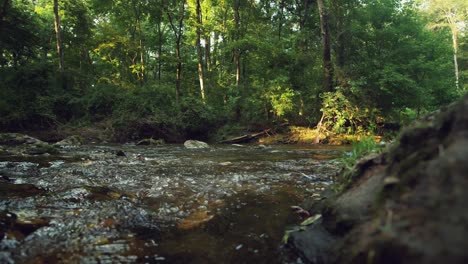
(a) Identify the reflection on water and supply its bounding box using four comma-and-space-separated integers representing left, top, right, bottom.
0, 144, 346, 263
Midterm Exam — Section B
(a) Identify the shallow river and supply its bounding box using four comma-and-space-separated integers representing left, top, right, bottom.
0, 144, 345, 263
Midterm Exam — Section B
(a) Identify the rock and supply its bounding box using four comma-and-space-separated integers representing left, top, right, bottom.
55, 135, 84, 146
184, 140, 209, 149
0, 134, 58, 155
115, 150, 126, 157
26, 143, 59, 155
289, 94, 468, 264
136, 138, 165, 146
0, 133, 45, 146
286, 222, 337, 264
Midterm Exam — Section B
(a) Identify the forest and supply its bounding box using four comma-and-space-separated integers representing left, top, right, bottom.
0, 0, 466, 141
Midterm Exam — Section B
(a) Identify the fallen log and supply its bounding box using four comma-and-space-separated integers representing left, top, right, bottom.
220, 129, 271, 144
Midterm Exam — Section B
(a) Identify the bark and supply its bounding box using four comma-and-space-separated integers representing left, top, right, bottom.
166, 0, 186, 102
332, 0, 345, 68
234, 0, 241, 88
317, 0, 333, 92
235, 52, 240, 88
213, 32, 220, 69
278, 0, 284, 40
196, 0, 206, 103
53, 0, 64, 72
157, 21, 163, 82
205, 36, 211, 72
137, 18, 145, 84
451, 26, 460, 91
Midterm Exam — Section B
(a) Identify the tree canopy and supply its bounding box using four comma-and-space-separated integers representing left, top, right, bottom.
0, 0, 465, 140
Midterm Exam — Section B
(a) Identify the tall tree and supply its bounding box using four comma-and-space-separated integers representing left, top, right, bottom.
233, 0, 241, 88
419, 0, 467, 91
317, 0, 333, 92
166, 0, 187, 101
53, 0, 64, 72
195, 0, 206, 102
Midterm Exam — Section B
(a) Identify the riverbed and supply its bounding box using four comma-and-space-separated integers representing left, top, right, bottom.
0, 144, 345, 263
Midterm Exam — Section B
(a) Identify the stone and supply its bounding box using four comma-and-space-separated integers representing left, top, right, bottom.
183, 140, 209, 149
286, 222, 337, 264
0, 133, 44, 146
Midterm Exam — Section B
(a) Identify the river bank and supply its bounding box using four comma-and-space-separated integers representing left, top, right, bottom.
284, 94, 468, 263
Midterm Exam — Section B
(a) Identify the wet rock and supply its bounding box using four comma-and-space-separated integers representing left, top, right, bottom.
115, 150, 126, 157
285, 222, 337, 264
136, 138, 165, 146
184, 140, 209, 149
55, 135, 85, 146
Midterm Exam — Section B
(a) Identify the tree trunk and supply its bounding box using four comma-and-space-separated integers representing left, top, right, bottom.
166, 0, 186, 102
138, 18, 145, 84
451, 28, 460, 91
196, 0, 206, 103
175, 43, 182, 100
235, 52, 240, 88
53, 0, 64, 72
157, 21, 163, 82
205, 35, 211, 72
278, 0, 284, 40
212, 31, 218, 67
317, 0, 333, 92
234, 0, 241, 88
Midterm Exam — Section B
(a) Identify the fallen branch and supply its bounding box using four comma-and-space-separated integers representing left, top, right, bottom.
221, 129, 272, 144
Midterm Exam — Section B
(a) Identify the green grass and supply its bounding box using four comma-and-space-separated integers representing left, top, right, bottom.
335, 136, 383, 192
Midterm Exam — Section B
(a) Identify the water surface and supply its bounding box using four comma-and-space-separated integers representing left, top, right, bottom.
0, 144, 345, 263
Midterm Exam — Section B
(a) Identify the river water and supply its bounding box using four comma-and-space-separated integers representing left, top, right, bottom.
0, 144, 345, 263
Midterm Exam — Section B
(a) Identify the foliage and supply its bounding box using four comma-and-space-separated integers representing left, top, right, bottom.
320, 87, 380, 135
0, 0, 464, 141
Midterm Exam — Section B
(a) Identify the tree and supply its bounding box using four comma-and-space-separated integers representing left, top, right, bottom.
419, 0, 467, 91
53, 0, 64, 72
317, 0, 333, 92
166, 0, 187, 101
189, 0, 206, 102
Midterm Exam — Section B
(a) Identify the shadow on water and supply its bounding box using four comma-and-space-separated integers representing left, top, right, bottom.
144, 188, 302, 264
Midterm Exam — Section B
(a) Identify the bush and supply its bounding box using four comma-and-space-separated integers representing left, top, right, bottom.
320, 87, 380, 135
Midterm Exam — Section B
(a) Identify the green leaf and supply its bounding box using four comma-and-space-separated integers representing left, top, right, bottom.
300, 214, 322, 226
